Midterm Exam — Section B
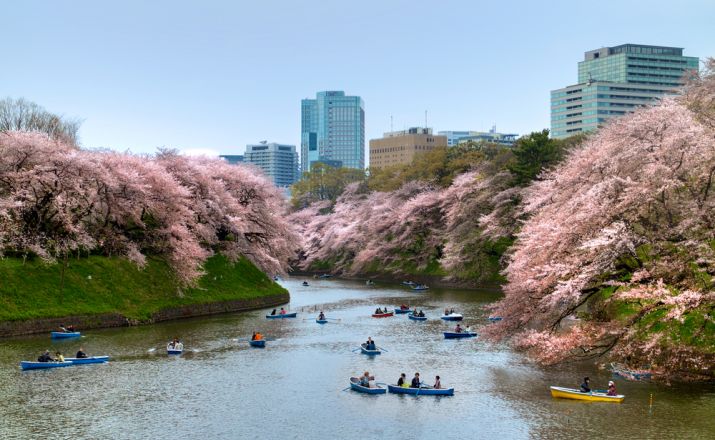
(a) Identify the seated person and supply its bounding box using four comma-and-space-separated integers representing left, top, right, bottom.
360, 371, 373, 387
434, 375, 442, 389
580, 377, 591, 393
254, 332, 263, 341
318, 311, 325, 320
375, 307, 382, 314
37, 350, 53, 362
279, 307, 286, 315
75, 347, 88, 358
397, 373, 407, 387
58, 324, 68, 333
67, 325, 75, 332
270, 309, 277, 315
607, 381, 617, 396
54, 351, 65, 362
411, 373, 421, 388
418, 310, 425, 317
454, 324, 463, 333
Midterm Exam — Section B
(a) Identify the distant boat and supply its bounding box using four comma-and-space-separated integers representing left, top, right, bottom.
167, 342, 184, 355
387, 385, 454, 396
401, 281, 416, 286
610, 363, 652, 381
371, 311, 394, 318
394, 307, 412, 314
487, 316, 503, 322
266, 312, 297, 319
249, 339, 266, 348
443, 331, 477, 339
302, 281, 310, 286
408, 314, 427, 321
319, 274, 333, 279
51, 331, 81, 339
366, 280, 374, 286
440, 313, 463, 321
550, 386, 625, 403
360, 343, 381, 356
349, 377, 386, 394
411, 285, 429, 291
316, 318, 328, 324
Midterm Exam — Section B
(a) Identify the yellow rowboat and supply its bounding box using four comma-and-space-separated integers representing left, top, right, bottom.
550, 386, 625, 403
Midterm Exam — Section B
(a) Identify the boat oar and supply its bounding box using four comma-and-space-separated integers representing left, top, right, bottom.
377, 347, 389, 352
325, 318, 341, 321
351, 348, 361, 352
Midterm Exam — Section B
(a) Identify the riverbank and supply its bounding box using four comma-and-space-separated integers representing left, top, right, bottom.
0, 254, 288, 337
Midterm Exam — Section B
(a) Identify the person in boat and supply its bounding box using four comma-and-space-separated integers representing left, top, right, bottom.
444, 308, 449, 316
54, 351, 65, 362
397, 373, 407, 387
410, 372, 421, 388
67, 325, 75, 332
58, 324, 68, 333
360, 371, 373, 387
465, 325, 472, 333
580, 377, 591, 393
365, 337, 376, 350
279, 307, 286, 315
607, 381, 617, 396
318, 311, 325, 320
271, 309, 277, 315
433, 375, 442, 389
37, 350, 53, 362
75, 347, 88, 359
454, 324, 463, 333
302, 281, 309, 286
450, 308, 455, 314
253, 332, 263, 341
375, 307, 382, 314
400, 304, 408, 310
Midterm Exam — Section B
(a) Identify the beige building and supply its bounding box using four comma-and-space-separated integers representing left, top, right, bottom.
369, 127, 447, 170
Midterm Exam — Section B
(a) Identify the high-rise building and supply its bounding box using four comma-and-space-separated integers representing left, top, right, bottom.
438, 128, 518, 147
244, 141, 299, 187
369, 127, 447, 170
551, 44, 698, 139
301, 91, 365, 173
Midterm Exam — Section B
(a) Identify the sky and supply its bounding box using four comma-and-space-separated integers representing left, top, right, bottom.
2, 0, 714, 157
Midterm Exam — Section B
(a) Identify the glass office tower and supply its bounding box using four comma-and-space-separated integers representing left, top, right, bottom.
551, 44, 698, 139
244, 142, 299, 188
301, 91, 365, 173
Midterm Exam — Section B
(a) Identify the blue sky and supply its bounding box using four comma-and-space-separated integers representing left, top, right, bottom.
2, 0, 713, 156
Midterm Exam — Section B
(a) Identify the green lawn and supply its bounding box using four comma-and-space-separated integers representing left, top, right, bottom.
0, 254, 286, 321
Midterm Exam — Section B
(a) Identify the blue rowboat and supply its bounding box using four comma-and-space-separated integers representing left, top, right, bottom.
350, 377, 386, 394
408, 314, 427, 321
443, 332, 477, 339
20, 361, 73, 371
440, 314, 463, 321
249, 339, 266, 348
167, 343, 184, 355
394, 308, 412, 314
65, 356, 110, 365
411, 285, 429, 291
360, 343, 381, 355
488, 316, 503, 322
316, 319, 328, 324
51, 331, 81, 339
266, 312, 297, 319
401, 281, 416, 286
387, 384, 454, 396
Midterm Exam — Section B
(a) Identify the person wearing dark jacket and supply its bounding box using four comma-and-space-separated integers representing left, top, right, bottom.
580, 377, 591, 393
411, 372, 421, 388
397, 373, 407, 387
37, 350, 53, 362
75, 347, 88, 358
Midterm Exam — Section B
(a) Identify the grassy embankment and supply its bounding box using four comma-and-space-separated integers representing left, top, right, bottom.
0, 254, 286, 322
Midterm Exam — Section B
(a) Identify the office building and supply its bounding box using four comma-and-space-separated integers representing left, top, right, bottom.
244, 141, 299, 187
439, 127, 518, 146
369, 127, 447, 170
551, 44, 699, 139
301, 91, 365, 173
219, 154, 244, 165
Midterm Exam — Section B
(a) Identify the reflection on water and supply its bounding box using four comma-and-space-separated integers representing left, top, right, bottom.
0, 278, 713, 439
